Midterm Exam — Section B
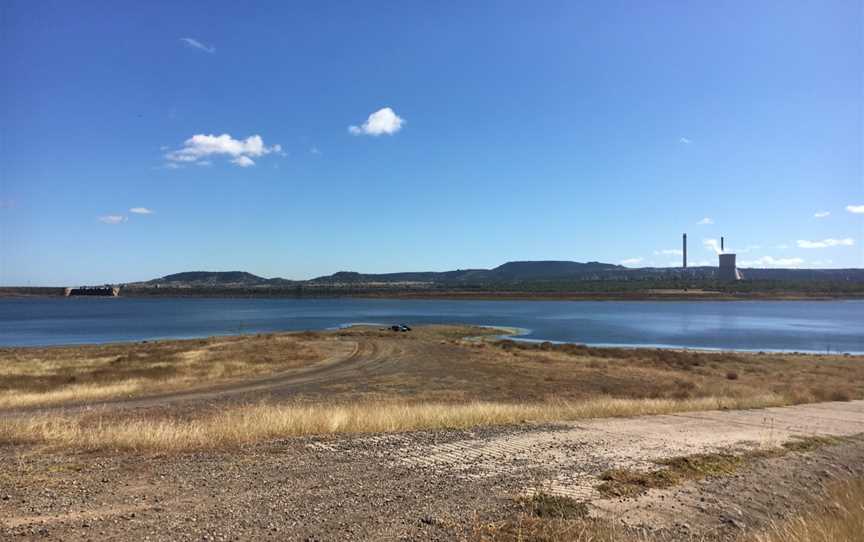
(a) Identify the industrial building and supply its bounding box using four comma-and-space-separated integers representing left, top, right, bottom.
679, 233, 741, 280
718, 253, 742, 280
717, 236, 742, 281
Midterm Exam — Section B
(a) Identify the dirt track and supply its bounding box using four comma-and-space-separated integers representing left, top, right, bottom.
4, 334, 410, 416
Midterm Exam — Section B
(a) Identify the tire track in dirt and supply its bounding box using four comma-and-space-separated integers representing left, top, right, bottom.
1, 339, 377, 418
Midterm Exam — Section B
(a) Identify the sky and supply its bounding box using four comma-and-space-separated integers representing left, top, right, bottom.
1, 0, 862, 285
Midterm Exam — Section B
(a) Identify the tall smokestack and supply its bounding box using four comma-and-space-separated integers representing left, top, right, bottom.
683, 233, 687, 268
721, 236, 725, 252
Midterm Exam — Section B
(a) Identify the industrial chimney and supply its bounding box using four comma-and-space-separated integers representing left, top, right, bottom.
682, 233, 687, 268
721, 236, 725, 253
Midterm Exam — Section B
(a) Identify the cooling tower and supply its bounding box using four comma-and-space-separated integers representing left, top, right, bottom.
718, 253, 741, 281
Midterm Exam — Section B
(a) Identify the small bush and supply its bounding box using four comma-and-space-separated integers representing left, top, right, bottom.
726, 371, 739, 380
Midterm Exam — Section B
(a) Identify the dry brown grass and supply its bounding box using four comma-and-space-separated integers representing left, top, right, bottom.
3, 326, 863, 411
743, 478, 864, 542
0, 332, 347, 408
486, 339, 864, 405
0, 395, 784, 452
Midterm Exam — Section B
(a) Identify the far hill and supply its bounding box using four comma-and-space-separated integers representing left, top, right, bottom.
129, 261, 864, 289
142, 271, 295, 287
310, 261, 628, 283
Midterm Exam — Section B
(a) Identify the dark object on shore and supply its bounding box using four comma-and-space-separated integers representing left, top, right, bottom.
390, 324, 411, 332
64, 286, 120, 297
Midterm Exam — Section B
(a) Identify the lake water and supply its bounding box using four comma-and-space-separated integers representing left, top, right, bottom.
0, 297, 861, 353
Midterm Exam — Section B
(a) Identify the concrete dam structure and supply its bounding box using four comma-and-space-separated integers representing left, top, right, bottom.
64, 286, 120, 297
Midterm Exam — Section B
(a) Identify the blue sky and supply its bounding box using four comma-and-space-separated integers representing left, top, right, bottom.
1, 0, 862, 285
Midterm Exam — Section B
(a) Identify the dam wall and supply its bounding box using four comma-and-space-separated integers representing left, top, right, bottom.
64, 286, 120, 297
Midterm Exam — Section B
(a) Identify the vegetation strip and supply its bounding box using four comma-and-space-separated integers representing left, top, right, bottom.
0, 396, 785, 452
597, 436, 847, 498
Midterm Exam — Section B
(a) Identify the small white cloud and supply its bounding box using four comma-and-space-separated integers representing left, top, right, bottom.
679, 137, 692, 144
129, 207, 153, 215
796, 238, 855, 249
165, 134, 280, 167
654, 249, 683, 256
847, 205, 864, 214
740, 256, 804, 268
180, 37, 214, 53
697, 217, 714, 225
310, 147, 322, 155
231, 156, 255, 167
620, 257, 643, 266
348, 107, 405, 136
98, 215, 127, 224
814, 211, 830, 218
775, 243, 789, 249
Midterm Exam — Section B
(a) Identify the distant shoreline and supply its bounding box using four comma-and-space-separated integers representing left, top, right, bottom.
1, 286, 862, 302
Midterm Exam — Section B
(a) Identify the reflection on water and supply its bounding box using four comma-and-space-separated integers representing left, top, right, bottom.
1, 298, 862, 353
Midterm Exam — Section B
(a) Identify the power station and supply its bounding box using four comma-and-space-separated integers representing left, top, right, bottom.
680, 233, 741, 280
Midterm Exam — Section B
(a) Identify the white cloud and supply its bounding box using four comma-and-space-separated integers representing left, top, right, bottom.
180, 37, 214, 53
310, 147, 322, 155
703, 238, 722, 254
796, 238, 855, 249
98, 215, 127, 224
814, 211, 830, 218
620, 257, 643, 266
654, 249, 683, 256
735, 244, 761, 254
129, 207, 153, 215
775, 243, 789, 249
740, 256, 804, 268
231, 156, 255, 167
165, 134, 280, 167
697, 217, 714, 225
348, 107, 405, 136
679, 137, 692, 144
847, 205, 864, 214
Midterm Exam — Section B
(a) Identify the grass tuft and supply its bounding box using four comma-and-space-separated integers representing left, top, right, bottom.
522, 493, 589, 519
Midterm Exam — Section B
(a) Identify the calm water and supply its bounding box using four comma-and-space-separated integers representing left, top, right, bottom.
0, 297, 861, 353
